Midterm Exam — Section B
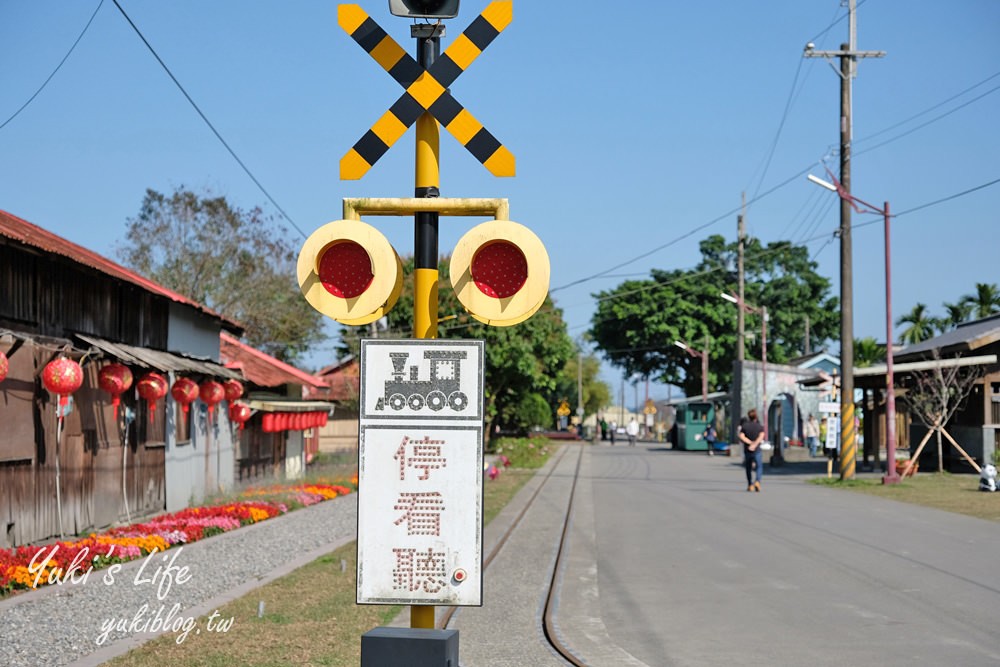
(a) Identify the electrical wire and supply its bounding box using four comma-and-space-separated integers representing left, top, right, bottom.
854, 69, 1000, 146
549, 162, 816, 294
854, 83, 1000, 158
0, 0, 105, 131
110, 0, 306, 240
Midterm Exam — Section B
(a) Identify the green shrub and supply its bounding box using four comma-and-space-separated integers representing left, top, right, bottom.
491, 436, 552, 469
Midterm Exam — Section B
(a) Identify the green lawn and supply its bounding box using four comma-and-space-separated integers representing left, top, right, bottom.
812, 471, 1000, 522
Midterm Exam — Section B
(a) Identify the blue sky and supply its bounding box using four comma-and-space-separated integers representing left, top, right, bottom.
2, 1, 998, 401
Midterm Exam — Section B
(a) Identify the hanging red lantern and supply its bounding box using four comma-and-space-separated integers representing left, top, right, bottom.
262, 412, 274, 432
98, 363, 133, 419
222, 379, 244, 402
170, 377, 199, 415
199, 380, 225, 419
137, 372, 168, 423
230, 403, 252, 430
0, 350, 8, 383
42, 357, 84, 413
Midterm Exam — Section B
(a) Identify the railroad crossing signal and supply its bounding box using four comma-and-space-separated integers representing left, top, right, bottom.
338, 2, 515, 179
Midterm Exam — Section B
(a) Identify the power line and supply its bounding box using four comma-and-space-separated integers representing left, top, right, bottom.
110, 0, 306, 240
1, 0, 105, 131
854, 69, 1000, 145
549, 161, 816, 294
854, 82, 1000, 158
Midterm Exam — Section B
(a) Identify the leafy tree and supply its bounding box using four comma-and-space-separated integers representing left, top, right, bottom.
337, 256, 574, 438
510, 393, 552, 432
853, 336, 884, 368
552, 350, 611, 419
589, 234, 838, 396
896, 303, 937, 345
116, 187, 325, 362
960, 282, 1000, 320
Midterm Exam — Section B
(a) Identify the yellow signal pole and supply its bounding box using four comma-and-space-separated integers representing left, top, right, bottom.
411, 23, 442, 630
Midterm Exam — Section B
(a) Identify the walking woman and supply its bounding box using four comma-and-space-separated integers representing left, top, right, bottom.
739, 409, 766, 492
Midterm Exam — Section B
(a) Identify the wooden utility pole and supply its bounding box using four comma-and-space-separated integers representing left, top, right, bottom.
737, 195, 746, 363
803, 0, 884, 479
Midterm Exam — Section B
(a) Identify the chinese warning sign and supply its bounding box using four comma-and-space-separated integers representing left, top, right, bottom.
357, 339, 484, 605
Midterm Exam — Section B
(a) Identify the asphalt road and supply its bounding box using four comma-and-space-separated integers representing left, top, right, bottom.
584, 444, 1000, 666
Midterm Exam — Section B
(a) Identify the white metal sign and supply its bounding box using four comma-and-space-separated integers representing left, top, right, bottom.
818, 401, 841, 414
357, 339, 484, 606
825, 416, 840, 452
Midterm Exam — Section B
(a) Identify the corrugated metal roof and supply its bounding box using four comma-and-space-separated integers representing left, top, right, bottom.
895, 313, 1000, 362
219, 333, 325, 389
77, 334, 242, 379
0, 209, 241, 331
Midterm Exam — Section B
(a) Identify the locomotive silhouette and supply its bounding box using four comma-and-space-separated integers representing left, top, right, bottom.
375, 350, 469, 412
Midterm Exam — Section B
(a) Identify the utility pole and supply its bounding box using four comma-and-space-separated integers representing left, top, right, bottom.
737, 194, 746, 363
803, 0, 884, 480
733, 196, 746, 445
805, 314, 811, 356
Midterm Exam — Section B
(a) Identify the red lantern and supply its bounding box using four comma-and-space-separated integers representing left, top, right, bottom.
170, 377, 199, 415
199, 380, 225, 418
43, 357, 84, 412
262, 413, 275, 432
222, 379, 244, 402
230, 403, 252, 430
98, 363, 133, 419
0, 351, 8, 383
137, 372, 168, 423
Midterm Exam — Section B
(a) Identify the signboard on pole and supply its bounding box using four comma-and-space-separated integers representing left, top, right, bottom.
825, 416, 840, 452
357, 339, 484, 606
818, 401, 841, 414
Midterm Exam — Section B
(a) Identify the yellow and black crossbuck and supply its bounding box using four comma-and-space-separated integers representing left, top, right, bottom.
338, 2, 515, 180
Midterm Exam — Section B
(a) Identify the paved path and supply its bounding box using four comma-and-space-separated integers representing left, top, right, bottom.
584, 444, 1000, 666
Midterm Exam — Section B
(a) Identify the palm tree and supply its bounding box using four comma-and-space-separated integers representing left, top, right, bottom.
939, 300, 972, 332
961, 282, 1000, 320
853, 336, 884, 367
897, 303, 936, 345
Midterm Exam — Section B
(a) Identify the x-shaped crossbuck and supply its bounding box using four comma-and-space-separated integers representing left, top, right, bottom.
338, 2, 514, 180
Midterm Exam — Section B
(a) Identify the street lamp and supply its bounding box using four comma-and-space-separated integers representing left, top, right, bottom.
674, 338, 709, 402
809, 170, 899, 484
721, 292, 772, 453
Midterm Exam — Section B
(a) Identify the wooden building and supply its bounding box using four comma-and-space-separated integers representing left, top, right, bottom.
854, 314, 1000, 472
219, 333, 331, 482
0, 210, 243, 547
306, 357, 361, 454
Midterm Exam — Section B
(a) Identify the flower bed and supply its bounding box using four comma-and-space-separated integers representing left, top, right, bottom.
0, 482, 354, 598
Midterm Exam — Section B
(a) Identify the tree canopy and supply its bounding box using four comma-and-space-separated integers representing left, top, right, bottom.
589, 234, 838, 397
337, 256, 577, 436
116, 187, 325, 362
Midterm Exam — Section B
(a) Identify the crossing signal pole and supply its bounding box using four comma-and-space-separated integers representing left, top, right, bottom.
803, 0, 884, 480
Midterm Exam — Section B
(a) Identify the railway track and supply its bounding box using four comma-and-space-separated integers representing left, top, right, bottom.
440, 442, 588, 665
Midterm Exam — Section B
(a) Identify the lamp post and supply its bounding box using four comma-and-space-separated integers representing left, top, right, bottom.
808, 171, 899, 484
674, 337, 709, 402
721, 293, 770, 449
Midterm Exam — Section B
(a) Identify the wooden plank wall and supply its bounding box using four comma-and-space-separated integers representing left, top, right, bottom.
0, 341, 166, 549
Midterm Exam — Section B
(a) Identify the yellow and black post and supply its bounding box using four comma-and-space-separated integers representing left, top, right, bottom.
411, 22, 442, 629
